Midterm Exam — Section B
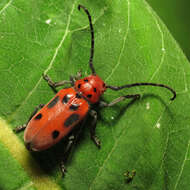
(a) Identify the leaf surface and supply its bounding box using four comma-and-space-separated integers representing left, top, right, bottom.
0, 0, 190, 190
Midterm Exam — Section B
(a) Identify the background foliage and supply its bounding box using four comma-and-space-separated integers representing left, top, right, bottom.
147, 0, 190, 61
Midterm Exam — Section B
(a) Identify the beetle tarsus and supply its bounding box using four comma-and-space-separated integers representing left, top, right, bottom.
13, 124, 27, 133
60, 161, 67, 177
91, 135, 101, 149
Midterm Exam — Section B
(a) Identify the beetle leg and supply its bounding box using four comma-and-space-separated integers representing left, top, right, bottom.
13, 104, 44, 133
27, 104, 45, 122
89, 110, 101, 148
60, 135, 75, 176
60, 117, 87, 177
60, 163, 67, 176
76, 70, 82, 79
70, 70, 82, 83
42, 74, 72, 93
99, 94, 140, 107
13, 124, 27, 133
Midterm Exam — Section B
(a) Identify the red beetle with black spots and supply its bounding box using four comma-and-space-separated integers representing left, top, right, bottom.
14, 5, 176, 175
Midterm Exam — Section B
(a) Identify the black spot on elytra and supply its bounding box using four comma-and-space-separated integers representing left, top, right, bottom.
103, 83, 105, 87
69, 104, 79, 111
48, 96, 59, 108
64, 114, 80, 127
84, 78, 88, 82
94, 88, 97, 92
62, 94, 70, 104
34, 113, 42, 120
76, 93, 81, 99
87, 94, 92, 98
78, 84, 81, 88
52, 130, 60, 139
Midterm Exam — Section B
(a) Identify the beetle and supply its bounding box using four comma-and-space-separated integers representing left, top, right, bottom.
14, 4, 176, 175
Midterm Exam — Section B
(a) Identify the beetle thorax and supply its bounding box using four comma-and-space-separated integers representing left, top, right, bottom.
74, 75, 106, 104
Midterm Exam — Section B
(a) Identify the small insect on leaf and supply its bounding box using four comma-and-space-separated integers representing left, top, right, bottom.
124, 170, 136, 184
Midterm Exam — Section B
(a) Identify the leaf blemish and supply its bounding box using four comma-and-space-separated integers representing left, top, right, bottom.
46, 19, 52, 24
156, 123, 161, 129
146, 102, 150, 110
162, 47, 165, 52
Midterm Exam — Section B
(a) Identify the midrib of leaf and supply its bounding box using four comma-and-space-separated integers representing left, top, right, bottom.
0, 118, 61, 190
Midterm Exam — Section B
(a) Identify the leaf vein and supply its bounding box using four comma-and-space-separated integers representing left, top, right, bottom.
174, 140, 190, 190
0, 0, 13, 15
145, 1, 166, 81
105, 0, 130, 82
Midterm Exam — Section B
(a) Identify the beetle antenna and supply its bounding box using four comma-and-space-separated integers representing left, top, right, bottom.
106, 82, 176, 100
78, 5, 96, 75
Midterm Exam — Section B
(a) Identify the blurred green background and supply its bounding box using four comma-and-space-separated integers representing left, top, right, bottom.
147, 0, 190, 61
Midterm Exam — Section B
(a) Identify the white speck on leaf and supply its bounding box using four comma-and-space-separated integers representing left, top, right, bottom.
146, 102, 150, 110
156, 123, 160, 129
45, 19, 52, 24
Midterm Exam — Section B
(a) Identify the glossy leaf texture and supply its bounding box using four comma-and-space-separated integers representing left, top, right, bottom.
147, 0, 190, 61
0, 0, 190, 190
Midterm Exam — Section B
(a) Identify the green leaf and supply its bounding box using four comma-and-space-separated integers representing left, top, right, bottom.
147, 0, 190, 61
0, 0, 190, 190
0, 142, 36, 190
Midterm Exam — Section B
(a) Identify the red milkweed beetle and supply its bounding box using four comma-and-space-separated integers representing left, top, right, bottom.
14, 5, 176, 175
